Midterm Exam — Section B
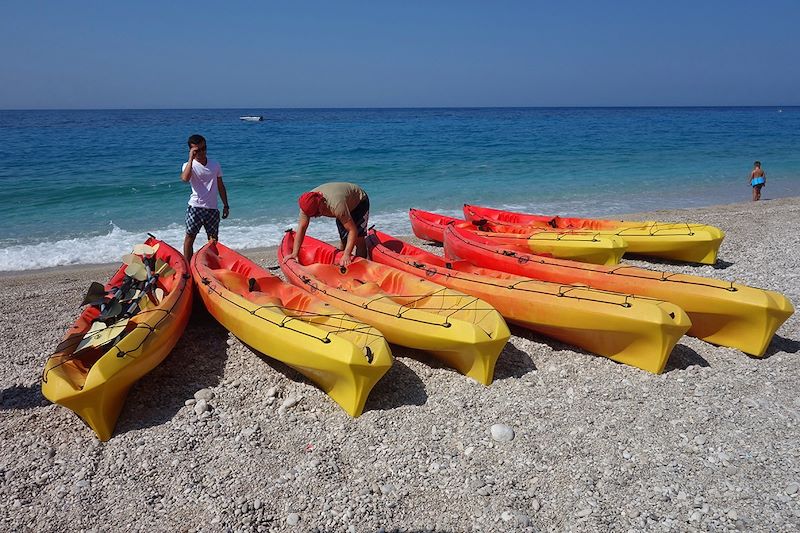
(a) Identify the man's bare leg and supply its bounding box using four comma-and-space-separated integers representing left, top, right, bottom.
183, 234, 196, 261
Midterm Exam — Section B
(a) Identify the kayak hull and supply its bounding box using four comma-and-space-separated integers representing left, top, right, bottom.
279, 231, 510, 385
192, 242, 392, 417
444, 225, 793, 356
42, 238, 193, 441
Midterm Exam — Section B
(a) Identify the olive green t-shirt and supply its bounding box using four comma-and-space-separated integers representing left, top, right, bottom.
311, 182, 367, 219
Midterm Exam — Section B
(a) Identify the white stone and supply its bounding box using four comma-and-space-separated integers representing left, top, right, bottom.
490, 424, 515, 442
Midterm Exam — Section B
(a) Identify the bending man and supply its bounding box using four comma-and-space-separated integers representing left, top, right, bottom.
285, 182, 370, 268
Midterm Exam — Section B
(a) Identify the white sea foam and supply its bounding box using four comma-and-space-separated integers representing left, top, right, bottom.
0, 210, 423, 272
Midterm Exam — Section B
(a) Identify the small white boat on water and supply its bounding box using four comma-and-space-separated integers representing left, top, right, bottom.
239, 115, 264, 122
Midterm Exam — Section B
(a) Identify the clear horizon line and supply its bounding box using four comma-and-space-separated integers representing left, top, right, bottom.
0, 104, 797, 112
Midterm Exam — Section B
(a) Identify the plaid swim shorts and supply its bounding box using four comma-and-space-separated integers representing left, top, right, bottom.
185, 206, 220, 239
335, 197, 370, 243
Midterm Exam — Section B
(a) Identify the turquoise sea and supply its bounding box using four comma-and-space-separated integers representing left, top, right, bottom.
1, 107, 799, 271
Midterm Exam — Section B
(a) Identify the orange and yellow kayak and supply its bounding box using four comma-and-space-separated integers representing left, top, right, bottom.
279, 231, 510, 385
192, 241, 392, 417
409, 208, 627, 265
42, 237, 192, 441
444, 224, 793, 356
368, 229, 690, 373
463, 204, 725, 265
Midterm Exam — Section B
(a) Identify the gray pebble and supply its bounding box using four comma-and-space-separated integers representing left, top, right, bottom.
282, 396, 301, 409
194, 388, 215, 401
286, 513, 300, 526
194, 400, 209, 415
470, 479, 486, 490
786, 482, 799, 495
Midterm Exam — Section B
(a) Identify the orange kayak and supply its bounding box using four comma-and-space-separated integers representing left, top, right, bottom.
191, 241, 392, 417
368, 229, 690, 373
279, 230, 510, 385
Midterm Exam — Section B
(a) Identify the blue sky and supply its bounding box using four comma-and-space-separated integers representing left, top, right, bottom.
1, 1, 798, 109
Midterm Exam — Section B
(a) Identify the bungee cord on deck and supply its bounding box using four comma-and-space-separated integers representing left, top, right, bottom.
288, 263, 498, 330
199, 276, 385, 348
447, 228, 737, 292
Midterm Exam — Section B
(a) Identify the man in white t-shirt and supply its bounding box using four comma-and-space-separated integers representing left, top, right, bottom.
180, 134, 229, 260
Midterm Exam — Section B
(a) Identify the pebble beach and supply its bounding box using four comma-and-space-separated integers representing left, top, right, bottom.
1, 197, 799, 532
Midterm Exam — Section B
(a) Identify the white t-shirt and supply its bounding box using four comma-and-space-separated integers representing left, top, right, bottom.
182, 159, 223, 209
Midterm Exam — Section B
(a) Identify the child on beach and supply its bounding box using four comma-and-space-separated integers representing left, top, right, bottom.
180, 134, 229, 260
749, 161, 767, 201
284, 182, 370, 268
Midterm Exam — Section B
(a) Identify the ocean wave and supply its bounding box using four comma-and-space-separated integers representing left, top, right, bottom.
0, 210, 422, 272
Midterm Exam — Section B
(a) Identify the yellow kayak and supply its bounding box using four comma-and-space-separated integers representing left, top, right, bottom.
42, 237, 192, 441
464, 204, 725, 264
280, 231, 510, 385
192, 241, 392, 417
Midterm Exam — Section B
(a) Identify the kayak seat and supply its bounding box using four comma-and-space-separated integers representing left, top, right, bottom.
212, 269, 250, 296
349, 281, 384, 297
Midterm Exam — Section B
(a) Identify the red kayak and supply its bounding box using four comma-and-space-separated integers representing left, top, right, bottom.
409, 208, 627, 265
